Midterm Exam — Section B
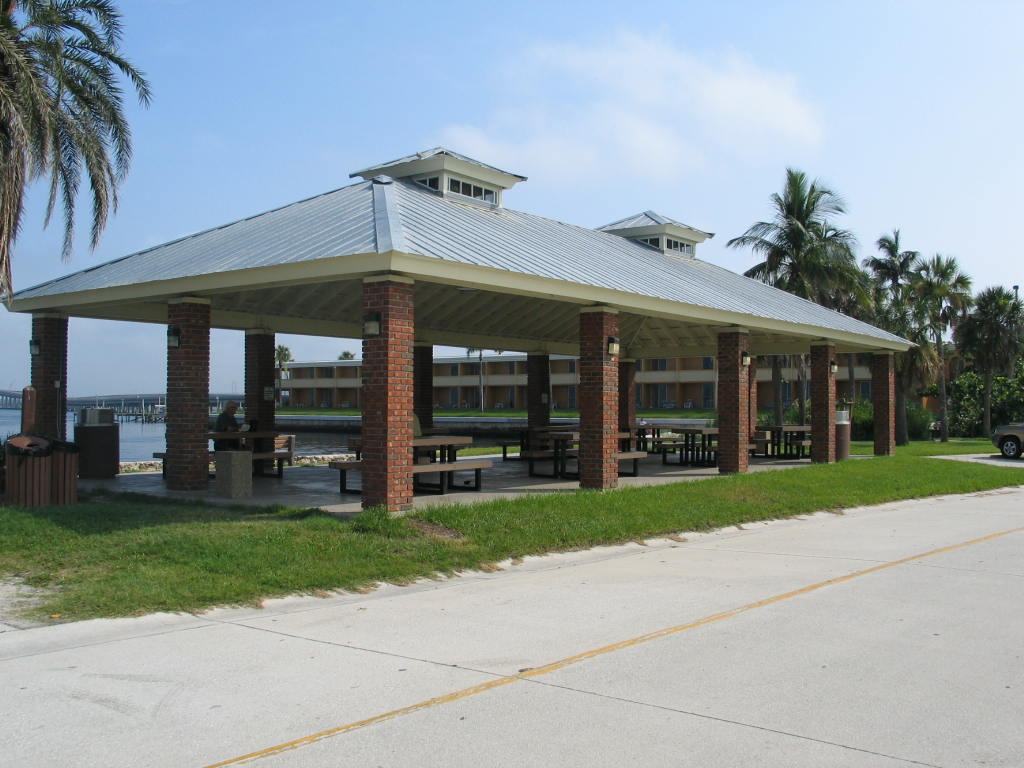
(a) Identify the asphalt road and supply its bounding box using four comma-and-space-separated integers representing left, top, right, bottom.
2, 486, 1023, 767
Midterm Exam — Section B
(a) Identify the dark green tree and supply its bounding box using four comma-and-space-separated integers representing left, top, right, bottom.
0, 0, 150, 302
728, 168, 860, 424
914, 254, 973, 441
955, 286, 1024, 435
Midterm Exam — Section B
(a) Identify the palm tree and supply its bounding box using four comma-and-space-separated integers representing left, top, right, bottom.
728, 168, 860, 424
864, 229, 923, 445
914, 255, 973, 441
0, 0, 151, 302
863, 229, 920, 294
274, 344, 292, 369
955, 286, 1024, 435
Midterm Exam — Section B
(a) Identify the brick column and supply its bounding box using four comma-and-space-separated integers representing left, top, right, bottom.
166, 299, 211, 490
810, 343, 837, 464
747, 356, 759, 441
872, 352, 896, 456
618, 359, 637, 433
244, 329, 276, 472
361, 277, 414, 512
717, 330, 750, 474
414, 344, 434, 431
29, 313, 68, 439
527, 353, 550, 431
579, 308, 619, 490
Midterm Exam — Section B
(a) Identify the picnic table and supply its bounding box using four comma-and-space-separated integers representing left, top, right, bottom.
661, 427, 719, 466
348, 435, 473, 462
761, 425, 812, 458
526, 430, 640, 479
332, 435, 490, 495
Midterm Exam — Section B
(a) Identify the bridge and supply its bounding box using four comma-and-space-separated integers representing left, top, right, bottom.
0, 390, 244, 413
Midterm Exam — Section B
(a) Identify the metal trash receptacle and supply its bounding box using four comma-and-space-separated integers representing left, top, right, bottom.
75, 409, 119, 479
835, 409, 851, 461
4, 435, 79, 507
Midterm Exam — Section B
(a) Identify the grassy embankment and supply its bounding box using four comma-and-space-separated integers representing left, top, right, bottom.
0, 438, 1018, 621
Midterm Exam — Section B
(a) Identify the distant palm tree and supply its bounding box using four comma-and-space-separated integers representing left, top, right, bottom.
914, 255, 973, 441
0, 0, 150, 302
275, 344, 292, 369
956, 286, 1024, 435
863, 229, 920, 294
864, 230, 925, 444
728, 168, 860, 424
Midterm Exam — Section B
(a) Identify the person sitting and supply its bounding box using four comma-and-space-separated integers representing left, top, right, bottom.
214, 401, 243, 450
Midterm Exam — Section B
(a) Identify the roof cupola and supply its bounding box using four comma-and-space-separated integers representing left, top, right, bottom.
598, 211, 713, 259
350, 147, 526, 208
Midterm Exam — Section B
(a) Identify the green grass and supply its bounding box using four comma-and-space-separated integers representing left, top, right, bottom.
0, 438, 1018, 621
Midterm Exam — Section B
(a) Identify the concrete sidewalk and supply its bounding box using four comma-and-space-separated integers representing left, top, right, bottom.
2, 487, 1023, 767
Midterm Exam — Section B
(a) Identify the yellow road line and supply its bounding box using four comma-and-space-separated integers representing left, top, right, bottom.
204, 525, 1024, 767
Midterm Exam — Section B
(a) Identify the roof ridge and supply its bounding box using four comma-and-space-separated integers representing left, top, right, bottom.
372, 177, 406, 253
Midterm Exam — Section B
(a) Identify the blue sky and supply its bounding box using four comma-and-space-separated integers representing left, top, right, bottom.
2, 0, 1021, 395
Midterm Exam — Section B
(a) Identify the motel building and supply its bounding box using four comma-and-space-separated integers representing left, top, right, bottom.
6, 147, 909, 513
282, 353, 876, 411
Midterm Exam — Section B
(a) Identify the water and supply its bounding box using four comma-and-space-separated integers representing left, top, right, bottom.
0, 409, 353, 462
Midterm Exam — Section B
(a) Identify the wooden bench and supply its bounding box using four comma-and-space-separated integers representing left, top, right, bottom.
250, 434, 295, 478
521, 449, 562, 478
496, 439, 521, 460
329, 458, 494, 495
616, 450, 647, 477
794, 438, 812, 459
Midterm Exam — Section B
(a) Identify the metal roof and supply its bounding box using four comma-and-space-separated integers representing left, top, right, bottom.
349, 147, 528, 182
597, 210, 712, 238
9, 168, 910, 354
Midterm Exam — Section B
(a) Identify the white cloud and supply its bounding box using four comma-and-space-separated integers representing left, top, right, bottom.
440, 32, 823, 186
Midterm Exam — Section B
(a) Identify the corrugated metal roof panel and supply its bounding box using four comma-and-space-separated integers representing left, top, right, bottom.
391, 182, 905, 344
13, 175, 905, 346
597, 210, 711, 237
16, 183, 377, 299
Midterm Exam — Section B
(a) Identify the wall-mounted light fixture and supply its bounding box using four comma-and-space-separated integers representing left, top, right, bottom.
29, 338, 41, 357
166, 325, 182, 349
363, 312, 382, 337
607, 336, 620, 356
740, 351, 752, 367
829, 360, 839, 375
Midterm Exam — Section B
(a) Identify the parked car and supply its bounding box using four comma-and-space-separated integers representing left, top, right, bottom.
992, 423, 1024, 459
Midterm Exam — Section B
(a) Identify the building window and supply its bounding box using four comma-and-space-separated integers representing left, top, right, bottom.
702, 382, 714, 409
858, 381, 872, 400
508, 361, 516, 374
652, 358, 668, 371
568, 359, 576, 373
449, 364, 459, 376
448, 177, 496, 203
638, 236, 660, 248
702, 356, 714, 370
666, 238, 693, 255
567, 385, 577, 409
448, 387, 458, 407
656, 383, 670, 407
507, 386, 516, 407
416, 176, 440, 191
467, 363, 480, 375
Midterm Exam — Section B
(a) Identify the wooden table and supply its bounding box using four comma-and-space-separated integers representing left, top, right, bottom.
662, 427, 719, 466
348, 435, 473, 463
762, 425, 812, 458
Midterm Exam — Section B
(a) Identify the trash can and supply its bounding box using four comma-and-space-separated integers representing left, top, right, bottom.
4, 434, 79, 507
75, 408, 119, 479
835, 409, 851, 461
